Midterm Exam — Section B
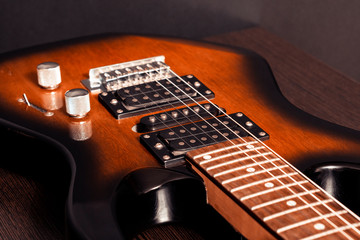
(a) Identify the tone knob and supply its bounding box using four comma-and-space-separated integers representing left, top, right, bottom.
37, 62, 62, 89
65, 89, 90, 118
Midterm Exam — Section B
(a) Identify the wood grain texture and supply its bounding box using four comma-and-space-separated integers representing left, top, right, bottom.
0, 27, 359, 239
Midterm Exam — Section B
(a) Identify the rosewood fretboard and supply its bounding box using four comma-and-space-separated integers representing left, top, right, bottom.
186, 137, 360, 239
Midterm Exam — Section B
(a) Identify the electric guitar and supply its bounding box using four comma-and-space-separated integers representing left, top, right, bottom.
0, 35, 360, 239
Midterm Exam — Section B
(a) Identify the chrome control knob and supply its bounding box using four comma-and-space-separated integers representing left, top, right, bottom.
65, 89, 90, 118
37, 62, 62, 89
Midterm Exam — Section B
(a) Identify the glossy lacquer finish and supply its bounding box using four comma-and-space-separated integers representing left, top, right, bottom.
0, 35, 359, 239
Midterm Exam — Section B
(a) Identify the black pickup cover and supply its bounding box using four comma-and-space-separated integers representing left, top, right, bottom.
98, 75, 214, 119
137, 103, 223, 132
141, 112, 269, 167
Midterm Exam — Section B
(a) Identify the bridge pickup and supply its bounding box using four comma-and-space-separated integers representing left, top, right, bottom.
140, 112, 269, 167
99, 75, 214, 119
117, 78, 198, 110
137, 103, 223, 132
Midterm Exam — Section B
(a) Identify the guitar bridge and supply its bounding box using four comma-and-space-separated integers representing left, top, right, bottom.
82, 56, 215, 119
82, 56, 171, 92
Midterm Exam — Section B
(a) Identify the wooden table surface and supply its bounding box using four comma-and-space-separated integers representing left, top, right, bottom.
0, 27, 359, 239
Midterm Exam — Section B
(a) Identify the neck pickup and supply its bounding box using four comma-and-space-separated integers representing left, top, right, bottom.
141, 113, 269, 167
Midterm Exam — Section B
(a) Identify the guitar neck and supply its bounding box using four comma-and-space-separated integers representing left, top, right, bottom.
186, 137, 360, 239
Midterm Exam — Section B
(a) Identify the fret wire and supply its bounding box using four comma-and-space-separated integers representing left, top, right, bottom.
200, 146, 266, 165
207, 152, 273, 172
263, 199, 333, 222
194, 140, 259, 159
213, 157, 280, 177
277, 210, 348, 234
222, 164, 289, 185
232, 172, 298, 193
156, 68, 360, 236
302, 222, 360, 240
242, 180, 308, 202
252, 189, 321, 211
131, 66, 360, 238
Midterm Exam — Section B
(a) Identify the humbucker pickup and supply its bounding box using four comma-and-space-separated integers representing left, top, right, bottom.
98, 75, 214, 119
137, 103, 223, 132
140, 112, 269, 167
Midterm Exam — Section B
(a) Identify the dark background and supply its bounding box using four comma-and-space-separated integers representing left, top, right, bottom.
1, 0, 360, 82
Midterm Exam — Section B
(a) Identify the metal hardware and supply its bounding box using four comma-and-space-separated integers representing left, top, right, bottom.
18, 93, 54, 116
81, 56, 172, 92
65, 89, 90, 118
140, 112, 269, 167
99, 75, 214, 119
37, 62, 61, 89
137, 103, 223, 132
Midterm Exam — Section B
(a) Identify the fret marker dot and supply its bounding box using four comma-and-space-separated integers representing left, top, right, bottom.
314, 223, 325, 231
203, 155, 212, 160
265, 182, 274, 188
286, 200, 297, 207
246, 144, 254, 149
246, 167, 255, 173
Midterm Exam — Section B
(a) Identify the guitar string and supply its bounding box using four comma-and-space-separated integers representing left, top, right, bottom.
134, 71, 222, 150
113, 69, 232, 164
165, 68, 360, 236
117, 64, 358, 237
149, 67, 360, 237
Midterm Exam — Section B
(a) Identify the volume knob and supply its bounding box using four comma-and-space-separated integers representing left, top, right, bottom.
65, 89, 90, 118
37, 62, 61, 89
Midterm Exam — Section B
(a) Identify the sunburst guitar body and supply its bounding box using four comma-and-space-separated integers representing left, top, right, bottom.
0, 35, 360, 239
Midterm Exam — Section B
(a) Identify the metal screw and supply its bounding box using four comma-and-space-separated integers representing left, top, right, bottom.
171, 111, 178, 118
101, 92, 108, 96
187, 75, 194, 78
246, 121, 253, 127
149, 116, 156, 123
205, 90, 212, 95
259, 131, 266, 137
160, 114, 167, 120
236, 113, 243, 117
110, 99, 118, 105
117, 109, 123, 114
44, 111, 54, 117
163, 155, 171, 160
154, 143, 163, 150
143, 134, 150, 139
